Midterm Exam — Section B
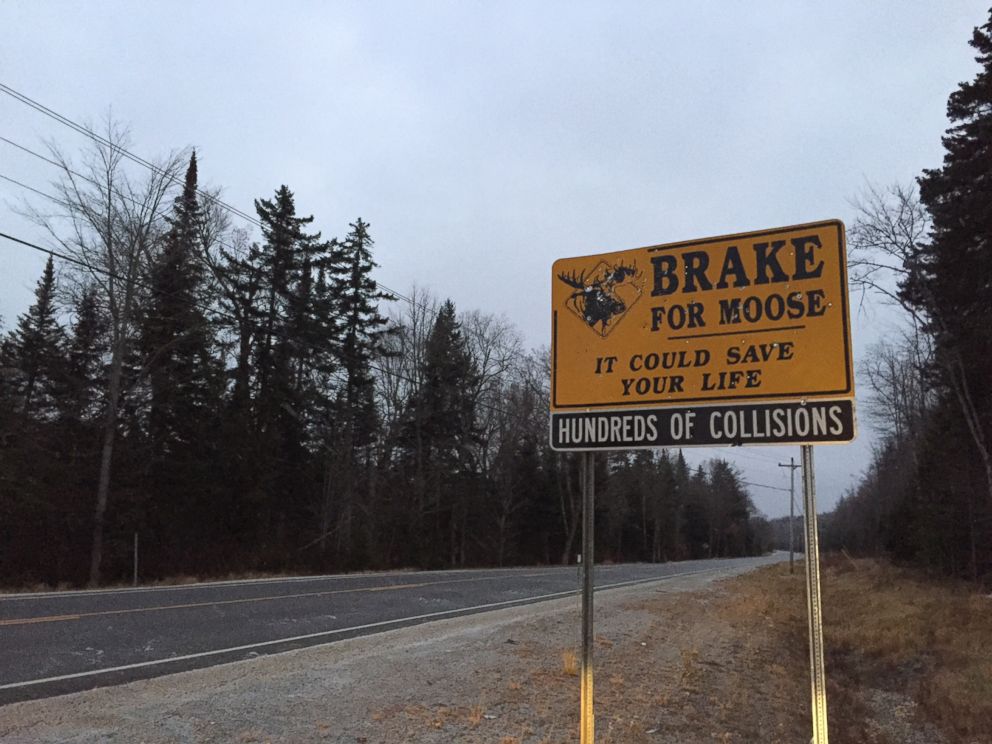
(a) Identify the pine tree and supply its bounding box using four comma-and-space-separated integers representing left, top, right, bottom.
5, 257, 64, 421
242, 185, 332, 561
321, 219, 392, 562
909, 10, 992, 503
333, 219, 392, 450
130, 153, 226, 574
139, 152, 222, 452
55, 287, 107, 426
707, 459, 752, 557
652, 450, 681, 561
254, 186, 320, 403
683, 464, 710, 558
402, 299, 481, 566
0, 315, 12, 437
0, 259, 75, 584
419, 301, 481, 481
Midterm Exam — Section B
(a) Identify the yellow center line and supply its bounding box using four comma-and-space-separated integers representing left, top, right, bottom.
0, 613, 81, 626
0, 571, 554, 627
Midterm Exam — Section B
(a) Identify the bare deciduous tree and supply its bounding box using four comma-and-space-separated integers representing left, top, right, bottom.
849, 182, 930, 315
30, 119, 185, 585
862, 333, 933, 446
850, 181, 992, 504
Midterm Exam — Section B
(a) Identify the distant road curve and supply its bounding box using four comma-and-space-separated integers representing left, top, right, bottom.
0, 554, 784, 704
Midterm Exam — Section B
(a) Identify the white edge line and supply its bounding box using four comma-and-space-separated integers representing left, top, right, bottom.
0, 568, 725, 691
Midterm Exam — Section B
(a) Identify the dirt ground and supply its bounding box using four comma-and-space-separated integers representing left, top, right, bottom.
1, 557, 984, 743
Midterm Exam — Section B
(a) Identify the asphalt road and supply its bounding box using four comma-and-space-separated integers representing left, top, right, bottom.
0, 554, 783, 704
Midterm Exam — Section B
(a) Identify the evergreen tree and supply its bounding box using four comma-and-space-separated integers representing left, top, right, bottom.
252, 185, 325, 416
135, 153, 226, 572
4, 257, 64, 421
401, 299, 480, 566
139, 152, 222, 452
321, 219, 392, 563
217, 234, 263, 415
707, 459, 752, 557
243, 185, 334, 561
55, 287, 107, 427
48, 286, 109, 584
0, 314, 12, 436
333, 219, 392, 450
908, 11, 992, 503
683, 464, 710, 558
652, 450, 682, 561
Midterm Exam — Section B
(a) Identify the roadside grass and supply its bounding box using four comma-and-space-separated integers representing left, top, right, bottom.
817, 556, 992, 742
714, 561, 881, 742
561, 649, 578, 676
724, 557, 992, 743
500, 558, 988, 743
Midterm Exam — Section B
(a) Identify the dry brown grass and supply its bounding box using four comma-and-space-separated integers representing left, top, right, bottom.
818, 556, 992, 742
723, 557, 992, 743
561, 648, 578, 676
467, 701, 487, 728
364, 558, 988, 742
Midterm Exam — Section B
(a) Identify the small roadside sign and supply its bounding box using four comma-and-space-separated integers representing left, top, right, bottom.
550, 220, 856, 450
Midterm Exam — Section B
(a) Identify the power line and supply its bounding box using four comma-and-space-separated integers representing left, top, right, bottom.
730, 448, 782, 464
718, 448, 784, 467
0, 87, 432, 318
0, 135, 412, 322
1, 135, 71, 173
0, 134, 177, 222
741, 480, 791, 493
0, 82, 260, 227
0, 172, 70, 208
0, 129, 502, 412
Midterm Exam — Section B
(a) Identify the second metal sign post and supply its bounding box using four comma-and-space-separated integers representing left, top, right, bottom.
551, 220, 855, 743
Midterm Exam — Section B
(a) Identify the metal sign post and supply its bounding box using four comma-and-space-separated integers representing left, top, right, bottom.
801, 445, 829, 743
580, 452, 595, 744
550, 220, 854, 742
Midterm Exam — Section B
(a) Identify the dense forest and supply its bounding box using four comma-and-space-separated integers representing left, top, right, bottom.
0, 135, 769, 588
8, 11, 988, 590
822, 12, 992, 581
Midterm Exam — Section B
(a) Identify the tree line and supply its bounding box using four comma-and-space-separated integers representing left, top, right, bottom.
822, 10, 992, 581
0, 126, 769, 587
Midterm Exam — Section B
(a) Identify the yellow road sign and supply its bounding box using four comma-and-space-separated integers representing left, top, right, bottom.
550, 220, 855, 449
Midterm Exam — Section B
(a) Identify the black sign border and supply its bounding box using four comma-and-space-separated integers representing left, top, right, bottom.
549, 399, 857, 452
550, 219, 853, 410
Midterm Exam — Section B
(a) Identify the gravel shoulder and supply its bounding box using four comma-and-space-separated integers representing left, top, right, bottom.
0, 560, 774, 744
5, 554, 879, 744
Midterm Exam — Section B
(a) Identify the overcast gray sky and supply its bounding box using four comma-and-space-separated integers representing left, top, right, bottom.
2, 1, 988, 518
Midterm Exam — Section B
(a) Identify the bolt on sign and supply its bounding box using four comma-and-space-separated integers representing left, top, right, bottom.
550, 220, 856, 450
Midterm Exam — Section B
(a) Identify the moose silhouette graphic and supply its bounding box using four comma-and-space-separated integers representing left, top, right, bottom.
557, 260, 642, 336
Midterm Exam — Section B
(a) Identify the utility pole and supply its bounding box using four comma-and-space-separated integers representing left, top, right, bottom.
778, 457, 800, 574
